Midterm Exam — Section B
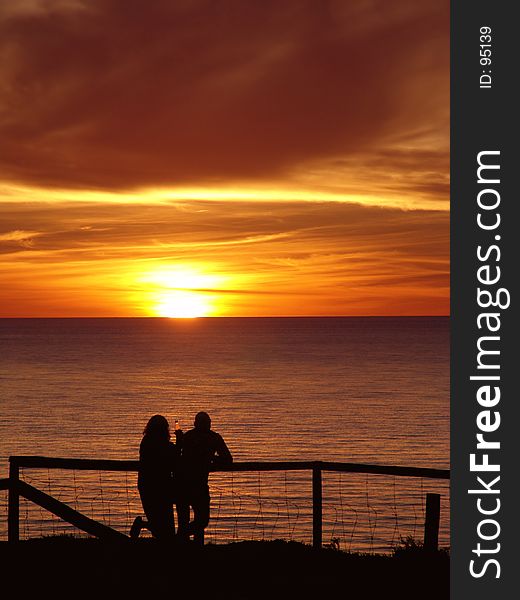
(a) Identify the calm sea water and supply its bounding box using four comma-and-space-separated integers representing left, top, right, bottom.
0, 317, 449, 551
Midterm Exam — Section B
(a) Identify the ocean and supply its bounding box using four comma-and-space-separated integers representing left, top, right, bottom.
0, 317, 449, 552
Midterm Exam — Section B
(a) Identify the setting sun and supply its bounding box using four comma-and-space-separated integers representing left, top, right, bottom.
138, 267, 223, 318
154, 290, 210, 318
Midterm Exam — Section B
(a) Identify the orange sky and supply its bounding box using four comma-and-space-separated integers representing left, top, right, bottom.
0, 1, 449, 317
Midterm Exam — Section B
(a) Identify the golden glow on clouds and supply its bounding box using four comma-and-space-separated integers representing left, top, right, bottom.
138, 267, 224, 291
0, 198, 449, 317
0, 182, 448, 212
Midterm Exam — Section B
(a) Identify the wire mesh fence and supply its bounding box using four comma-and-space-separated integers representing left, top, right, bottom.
0, 488, 7, 540
1, 459, 449, 554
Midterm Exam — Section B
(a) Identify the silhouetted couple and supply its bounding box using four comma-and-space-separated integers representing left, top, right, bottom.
132, 411, 232, 545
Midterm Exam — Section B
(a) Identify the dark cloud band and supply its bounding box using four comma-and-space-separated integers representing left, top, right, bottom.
0, 0, 448, 192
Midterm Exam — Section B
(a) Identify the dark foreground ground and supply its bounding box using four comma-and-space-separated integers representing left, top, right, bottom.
0, 537, 449, 600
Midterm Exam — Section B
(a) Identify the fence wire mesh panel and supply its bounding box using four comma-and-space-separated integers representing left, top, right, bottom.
13, 468, 142, 540
0, 488, 7, 541
3, 461, 449, 553
321, 472, 450, 554
205, 471, 312, 545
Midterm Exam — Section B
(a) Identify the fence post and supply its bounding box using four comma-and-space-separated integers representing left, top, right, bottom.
312, 463, 322, 549
8, 458, 20, 542
423, 492, 440, 551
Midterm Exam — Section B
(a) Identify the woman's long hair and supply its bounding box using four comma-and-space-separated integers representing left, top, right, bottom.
143, 414, 170, 441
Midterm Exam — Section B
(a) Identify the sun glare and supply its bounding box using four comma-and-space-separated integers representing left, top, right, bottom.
154, 290, 210, 318
139, 267, 222, 318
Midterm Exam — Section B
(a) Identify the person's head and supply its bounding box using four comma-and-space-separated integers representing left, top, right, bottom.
194, 411, 211, 431
143, 414, 170, 441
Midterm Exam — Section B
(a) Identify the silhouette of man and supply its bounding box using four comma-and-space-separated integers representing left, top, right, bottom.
176, 411, 232, 545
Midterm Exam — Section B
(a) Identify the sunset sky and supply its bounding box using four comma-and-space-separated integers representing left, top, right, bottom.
0, 0, 449, 317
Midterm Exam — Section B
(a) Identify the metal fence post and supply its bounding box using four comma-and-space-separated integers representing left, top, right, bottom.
8, 458, 20, 542
424, 492, 440, 551
312, 464, 322, 549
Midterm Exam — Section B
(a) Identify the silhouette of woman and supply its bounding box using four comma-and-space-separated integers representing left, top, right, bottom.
132, 414, 179, 540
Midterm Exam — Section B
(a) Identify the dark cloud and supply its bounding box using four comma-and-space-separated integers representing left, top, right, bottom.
0, 0, 449, 191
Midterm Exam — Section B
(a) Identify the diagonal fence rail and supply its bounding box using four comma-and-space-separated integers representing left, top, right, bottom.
4, 456, 449, 550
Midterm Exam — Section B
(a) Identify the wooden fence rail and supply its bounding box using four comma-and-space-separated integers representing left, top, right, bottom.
5, 455, 450, 549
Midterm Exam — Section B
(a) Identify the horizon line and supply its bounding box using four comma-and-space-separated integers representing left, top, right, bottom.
0, 315, 450, 319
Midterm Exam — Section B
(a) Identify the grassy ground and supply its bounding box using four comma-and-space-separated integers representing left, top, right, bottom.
0, 537, 449, 599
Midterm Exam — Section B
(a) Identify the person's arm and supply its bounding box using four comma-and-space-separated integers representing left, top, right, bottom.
213, 434, 233, 467
174, 428, 184, 449
167, 441, 178, 470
